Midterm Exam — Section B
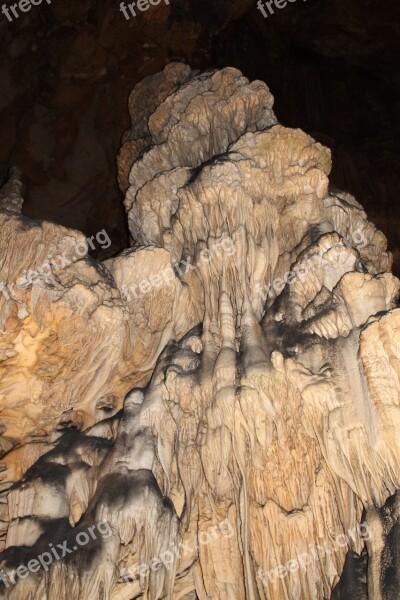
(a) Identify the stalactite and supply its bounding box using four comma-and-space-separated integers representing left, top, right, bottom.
0, 64, 399, 599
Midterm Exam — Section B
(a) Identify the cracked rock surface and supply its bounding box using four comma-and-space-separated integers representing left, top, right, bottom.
0, 65, 399, 600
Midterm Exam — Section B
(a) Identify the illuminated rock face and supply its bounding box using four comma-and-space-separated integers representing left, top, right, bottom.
0, 64, 399, 600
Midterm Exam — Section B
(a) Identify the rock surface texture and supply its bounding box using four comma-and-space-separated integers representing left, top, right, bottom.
0, 64, 399, 600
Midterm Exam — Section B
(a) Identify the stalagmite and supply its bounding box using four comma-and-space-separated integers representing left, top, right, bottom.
0, 63, 399, 599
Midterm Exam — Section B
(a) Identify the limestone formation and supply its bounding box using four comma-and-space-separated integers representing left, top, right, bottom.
0, 64, 399, 599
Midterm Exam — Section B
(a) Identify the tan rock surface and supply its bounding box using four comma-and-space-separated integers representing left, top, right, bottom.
0, 65, 398, 599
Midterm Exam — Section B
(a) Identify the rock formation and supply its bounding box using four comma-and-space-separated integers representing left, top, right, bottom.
0, 64, 399, 599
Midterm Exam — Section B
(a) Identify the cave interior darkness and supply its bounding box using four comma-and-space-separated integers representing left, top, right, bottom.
0, 0, 399, 271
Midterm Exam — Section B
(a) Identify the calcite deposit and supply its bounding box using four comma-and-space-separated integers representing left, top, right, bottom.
0, 64, 399, 600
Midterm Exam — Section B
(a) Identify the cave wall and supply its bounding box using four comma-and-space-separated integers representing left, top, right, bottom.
0, 62, 399, 600
1, 2, 400, 599
0, 0, 399, 268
